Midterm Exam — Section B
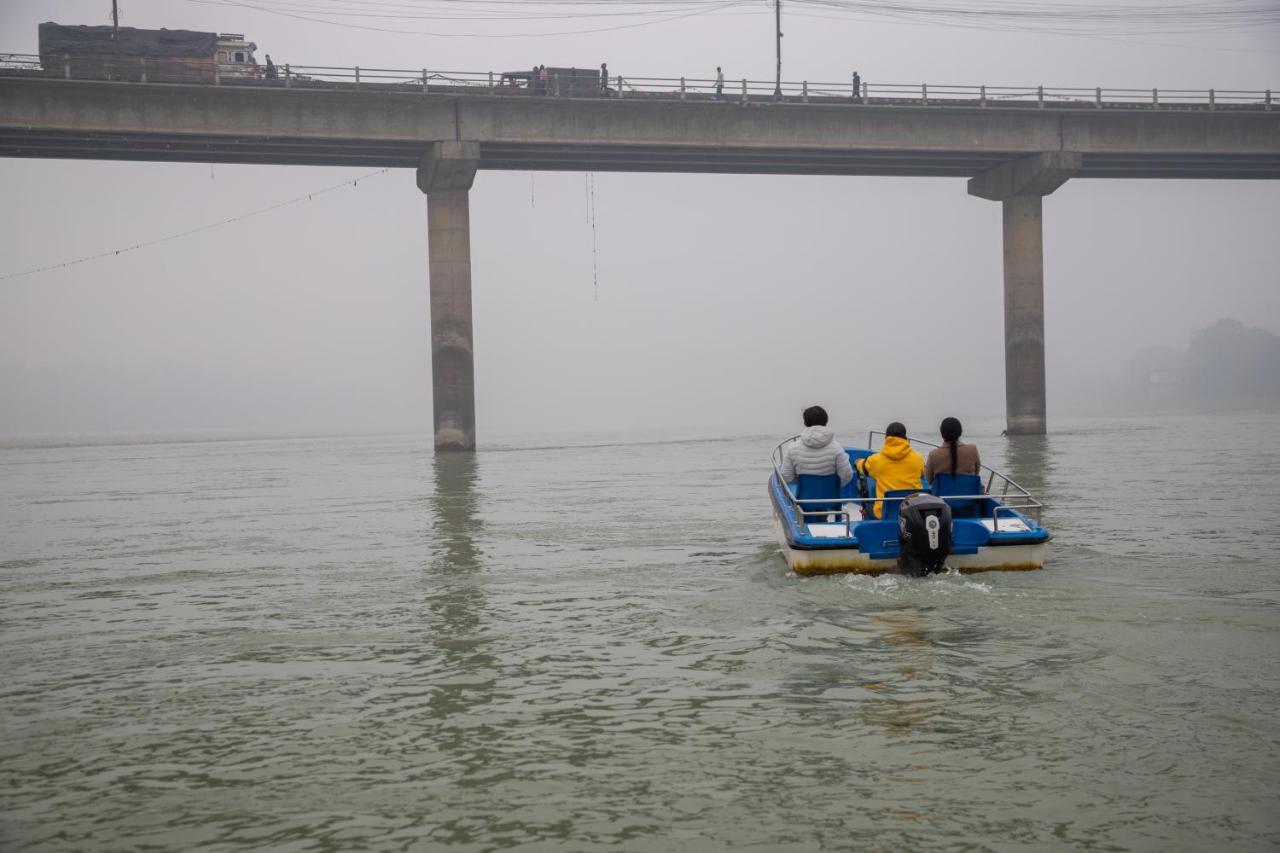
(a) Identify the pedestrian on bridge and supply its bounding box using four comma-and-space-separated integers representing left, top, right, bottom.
264, 54, 277, 80
715, 66, 725, 100
601, 63, 609, 97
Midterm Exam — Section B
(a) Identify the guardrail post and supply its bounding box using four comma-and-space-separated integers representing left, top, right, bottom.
852, 73, 857, 101
1267, 90, 1272, 110
1152, 87, 1158, 108
422, 69, 428, 93
980, 84, 987, 107
861, 81, 867, 104
617, 76, 623, 98
922, 83, 928, 105
488, 70, 494, 89
802, 80, 808, 102
1209, 88, 1216, 110
741, 78, 747, 105
553, 73, 560, 96
139, 58, 147, 83
214, 65, 221, 85
285, 63, 291, 88
354, 66, 360, 88
680, 76, 686, 99
1037, 85, 1044, 107
1095, 86, 1102, 108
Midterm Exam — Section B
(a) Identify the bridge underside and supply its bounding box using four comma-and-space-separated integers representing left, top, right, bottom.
1, 130, 1278, 179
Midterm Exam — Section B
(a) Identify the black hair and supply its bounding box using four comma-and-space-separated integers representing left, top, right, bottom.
885, 421, 906, 438
940, 416, 963, 475
802, 406, 828, 427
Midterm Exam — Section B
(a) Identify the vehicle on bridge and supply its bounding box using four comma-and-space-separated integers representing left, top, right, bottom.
770, 431, 1051, 575
498, 70, 536, 91
37, 22, 259, 83
499, 67, 603, 96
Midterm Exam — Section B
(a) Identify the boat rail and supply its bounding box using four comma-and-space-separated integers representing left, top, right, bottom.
770, 432, 1043, 537
867, 430, 1044, 526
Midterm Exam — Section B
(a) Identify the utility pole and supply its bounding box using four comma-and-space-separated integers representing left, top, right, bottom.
111, 0, 120, 81
774, 0, 783, 99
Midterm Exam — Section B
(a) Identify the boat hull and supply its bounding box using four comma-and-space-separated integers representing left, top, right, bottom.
771, 508, 1047, 576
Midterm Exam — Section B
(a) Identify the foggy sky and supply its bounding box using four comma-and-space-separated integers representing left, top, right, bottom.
1, 0, 1277, 439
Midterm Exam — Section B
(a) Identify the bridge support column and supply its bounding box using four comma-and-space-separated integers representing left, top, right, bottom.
418, 141, 481, 452
968, 152, 1081, 435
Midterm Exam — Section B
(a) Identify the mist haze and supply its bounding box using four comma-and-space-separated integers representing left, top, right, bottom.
2, 0, 1277, 439
5, 4, 1280, 849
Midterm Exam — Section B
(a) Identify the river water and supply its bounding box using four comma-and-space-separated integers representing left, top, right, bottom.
2, 412, 1278, 852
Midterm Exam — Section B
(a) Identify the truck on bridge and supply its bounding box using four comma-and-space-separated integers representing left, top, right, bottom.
499, 67, 603, 97
37, 22, 260, 83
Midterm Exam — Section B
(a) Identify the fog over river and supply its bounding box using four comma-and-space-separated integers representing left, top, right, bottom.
2, 0, 1278, 848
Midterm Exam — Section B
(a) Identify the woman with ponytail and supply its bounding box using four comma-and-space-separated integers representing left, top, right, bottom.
924, 417, 982, 483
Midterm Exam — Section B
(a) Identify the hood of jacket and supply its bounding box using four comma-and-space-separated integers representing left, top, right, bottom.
880, 435, 913, 460
799, 425, 836, 449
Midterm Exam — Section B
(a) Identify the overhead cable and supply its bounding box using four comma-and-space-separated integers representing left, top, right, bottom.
186, 0, 755, 37
1, 168, 391, 282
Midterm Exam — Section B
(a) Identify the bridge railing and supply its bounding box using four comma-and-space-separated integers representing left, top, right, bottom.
1, 52, 1272, 111
0, 53, 41, 72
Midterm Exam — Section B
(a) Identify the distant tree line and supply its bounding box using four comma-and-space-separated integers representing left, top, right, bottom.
1127, 318, 1280, 405
1185, 318, 1280, 399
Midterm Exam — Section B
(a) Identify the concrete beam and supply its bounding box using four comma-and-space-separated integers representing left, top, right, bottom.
2, 78, 1278, 176
1002, 196, 1048, 435
968, 152, 1081, 436
418, 141, 480, 452
418, 140, 480, 192
967, 152, 1082, 201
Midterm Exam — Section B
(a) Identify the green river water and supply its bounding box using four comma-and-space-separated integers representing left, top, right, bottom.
2, 412, 1278, 851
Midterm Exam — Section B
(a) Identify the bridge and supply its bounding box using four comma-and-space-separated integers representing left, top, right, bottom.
2, 62, 1277, 447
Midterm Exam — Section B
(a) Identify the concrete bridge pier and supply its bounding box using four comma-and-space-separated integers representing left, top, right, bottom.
418, 141, 481, 451
968, 152, 1081, 435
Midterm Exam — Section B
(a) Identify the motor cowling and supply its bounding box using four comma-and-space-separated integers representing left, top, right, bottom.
897, 493, 953, 576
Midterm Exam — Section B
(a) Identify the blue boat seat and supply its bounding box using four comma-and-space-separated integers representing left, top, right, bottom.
931, 473, 986, 519
855, 518, 989, 560
881, 487, 929, 521
855, 520, 900, 560
840, 448, 875, 503
795, 473, 842, 521
950, 519, 990, 555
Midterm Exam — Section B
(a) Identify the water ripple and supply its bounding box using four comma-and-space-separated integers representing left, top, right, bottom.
2, 422, 1279, 850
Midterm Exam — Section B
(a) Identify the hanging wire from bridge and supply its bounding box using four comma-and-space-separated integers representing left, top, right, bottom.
588, 172, 599, 302
0, 168, 391, 282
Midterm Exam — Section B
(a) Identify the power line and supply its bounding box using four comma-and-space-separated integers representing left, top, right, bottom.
194, 0, 737, 21
784, 7, 1280, 51
791, 0, 1280, 36
1, 168, 390, 282
191, 0, 1280, 35
186, 0, 755, 37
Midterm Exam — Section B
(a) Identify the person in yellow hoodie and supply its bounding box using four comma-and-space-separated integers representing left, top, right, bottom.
855, 422, 926, 518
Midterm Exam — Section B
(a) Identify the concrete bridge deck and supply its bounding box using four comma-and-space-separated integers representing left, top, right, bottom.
1, 76, 1277, 177
2, 73, 1277, 445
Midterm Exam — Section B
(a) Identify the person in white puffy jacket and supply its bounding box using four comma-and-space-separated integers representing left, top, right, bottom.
780, 406, 854, 487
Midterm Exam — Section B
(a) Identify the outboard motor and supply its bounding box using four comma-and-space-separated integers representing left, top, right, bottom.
897, 493, 953, 576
